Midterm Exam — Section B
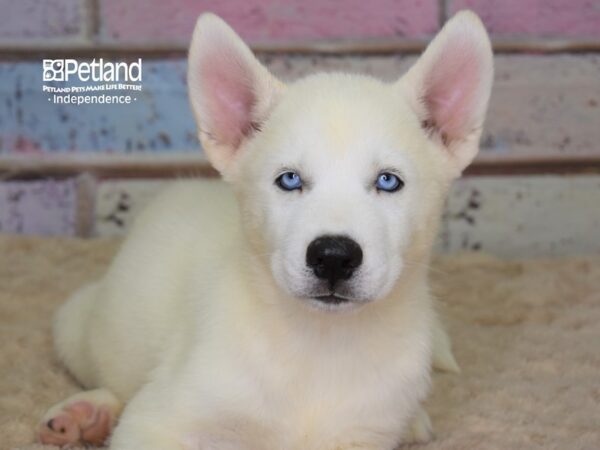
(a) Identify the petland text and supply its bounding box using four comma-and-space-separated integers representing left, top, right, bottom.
43, 59, 142, 82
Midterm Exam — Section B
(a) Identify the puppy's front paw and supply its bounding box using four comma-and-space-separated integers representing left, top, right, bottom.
401, 408, 433, 446
38, 389, 120, 447
38, 400, 112, 446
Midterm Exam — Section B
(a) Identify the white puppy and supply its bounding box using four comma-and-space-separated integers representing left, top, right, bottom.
39, 10, 492, 450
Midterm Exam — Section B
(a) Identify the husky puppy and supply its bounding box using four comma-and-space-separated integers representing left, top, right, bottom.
39, 10, 492, 450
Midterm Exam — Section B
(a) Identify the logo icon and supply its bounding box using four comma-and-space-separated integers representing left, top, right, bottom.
43, 59, 65, 81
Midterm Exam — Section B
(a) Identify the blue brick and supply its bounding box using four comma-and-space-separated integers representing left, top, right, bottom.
0, 60, 200, 153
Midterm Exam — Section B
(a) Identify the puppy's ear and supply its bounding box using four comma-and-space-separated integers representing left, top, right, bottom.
188, 14, 284, 175
401, 11, 493, 175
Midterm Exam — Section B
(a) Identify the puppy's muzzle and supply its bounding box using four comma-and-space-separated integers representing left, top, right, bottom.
306, 235, 363, 298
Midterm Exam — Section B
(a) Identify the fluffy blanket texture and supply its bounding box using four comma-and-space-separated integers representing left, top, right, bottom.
1, 235, 599, 450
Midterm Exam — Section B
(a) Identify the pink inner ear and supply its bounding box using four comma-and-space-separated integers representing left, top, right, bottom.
200, 44, 256, 148
423, 39, 481, 141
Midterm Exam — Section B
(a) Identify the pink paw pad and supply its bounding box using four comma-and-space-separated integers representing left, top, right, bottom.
38, 400, 113, 447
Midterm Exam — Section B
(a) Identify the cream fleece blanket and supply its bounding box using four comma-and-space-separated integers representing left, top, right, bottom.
1, 235, 599, 450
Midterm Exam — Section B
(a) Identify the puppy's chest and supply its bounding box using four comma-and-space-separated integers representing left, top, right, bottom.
187, 304, 431, 448
235, 342, 424, 448
186, 356, 417, 450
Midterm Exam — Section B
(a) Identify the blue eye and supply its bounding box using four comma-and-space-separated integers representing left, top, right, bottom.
276, 171, 303, 191
375, 172, 403, 192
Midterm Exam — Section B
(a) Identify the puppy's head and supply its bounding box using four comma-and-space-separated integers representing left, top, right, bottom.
188, 12, 493, 311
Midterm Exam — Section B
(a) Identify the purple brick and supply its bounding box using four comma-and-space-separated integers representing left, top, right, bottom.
0, 179, 77, 236
0, 0, 90, 42
100, 0, 439, 44
449, 0, 600, 37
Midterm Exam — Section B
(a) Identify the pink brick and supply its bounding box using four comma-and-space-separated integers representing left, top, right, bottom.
448, 0, 600, 37
0, 0, 89, 41
0, 179, 77, 236
100, 0, 439, 43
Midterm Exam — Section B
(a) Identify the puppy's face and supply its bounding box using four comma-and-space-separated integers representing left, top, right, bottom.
188, 12, 493, 310
237, 78, 448, 309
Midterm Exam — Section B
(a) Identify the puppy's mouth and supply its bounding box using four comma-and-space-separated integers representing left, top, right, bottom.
312, 293, 351, 305
304, 292, 365, 312
304, 289, 370, 311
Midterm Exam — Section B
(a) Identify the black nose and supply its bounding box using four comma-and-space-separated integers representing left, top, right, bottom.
306, 235, 363, 288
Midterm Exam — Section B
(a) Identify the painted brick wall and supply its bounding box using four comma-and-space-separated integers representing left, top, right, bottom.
1, 0, 600, 245
1, 0, 598, 157
448, 0, 600, 37
0, 0, 90, 42
2, 55, 599, 156
2, 0, 599, 46
100, 0, 439, 43
0, 179, 77, 235
0, 61, 196, 153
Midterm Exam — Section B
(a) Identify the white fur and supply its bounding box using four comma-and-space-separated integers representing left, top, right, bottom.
52, 10, 492, 450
